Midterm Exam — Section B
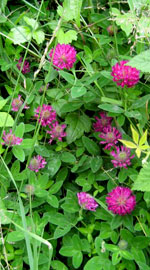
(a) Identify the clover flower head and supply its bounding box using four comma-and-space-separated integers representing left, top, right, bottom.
77, 192, 98, 211
47, 121, 66, 144
111, 146, 134, 168
11, 95, 29, 112
2, 129, 23, 146
99, 126, 122, 150
49, 43, 76, 70
111, 60, 140, 88
106, 186, 136, 215
93, 112, 112, 132
17, 57, 30, 74
34, 104, 56, 127
28, 155, 47, 172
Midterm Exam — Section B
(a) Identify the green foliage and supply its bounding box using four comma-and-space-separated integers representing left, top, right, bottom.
128, 50, 150, 73
133, 163, 150, 191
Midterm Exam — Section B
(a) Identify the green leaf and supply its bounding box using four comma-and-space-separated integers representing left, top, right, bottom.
15, 123, 25, 138
21, 139, 33, 149
49, 181, 63, 194
12, 146, 25, 162
98, 104, 124, 114
59, 70, 75, 84
84, 256, 108, 270
61, 190, 79, 213
132, 236, 150, 249
111, 215, 122, 230
72, 251, 83, 268
112, 8, 134, 36
139, 130, 147, 146
61, 152, 76, 163
57, 29, 77, 44
112, 252, 121, 265
130, 125, 139, 144
131, 94, 150, 109
1, 0, 8, 12
9, 26, 31, 44
61, 102, 82, 113
71, 85, 87, 98
66, 113, 90, 144
47, 195, 59, 208
23, 16, 39, 30
69, 0, 83, 27
51, 260, 68, 270
7, 231, 25, 242
119, 139, 136, 148
90, 156, 102, 173
0, 98, 8, 109
128, 50, 150, 73
133, 163, 150, 191
33, 30, 45, 44
47, 157, 61, 177
35, 145, 51, 157
120, 250, 133, 260
0, 112, 14, 127
82, 136, 100, 155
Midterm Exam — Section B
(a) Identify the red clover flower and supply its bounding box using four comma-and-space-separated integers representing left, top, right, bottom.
47, 121, 67, 144
93, 112, 112, 132
110, 146, 134, 169
17, 57, 30, 74
49, 44, 76, 70
111, 60, 140, 88
2, 129, 23, 146
28, 155, 47, 172
99, 126, 122, 150
34, 104, 56, 127
11, 95, 29, 112
77, 192, 98, 211
106, 186, 136, 215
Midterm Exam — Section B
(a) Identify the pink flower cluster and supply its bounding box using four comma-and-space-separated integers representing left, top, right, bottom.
77, 192, 98, 211
11, 95, 29, 112
28, 155, 47, 172
93, 111, 134, 169
111, 60, 140, 88
34, 104, 67, 144
17, 57, 30, 74
2, 129, 23, 146
106, 186, 136, 215
49, 44, 76, 70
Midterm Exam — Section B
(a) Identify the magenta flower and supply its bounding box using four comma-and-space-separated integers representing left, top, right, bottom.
106, 186, 136, 215
111, 60, 140, 88
93, 112, 112, 132
34, 104, 56, 127
11, 95, 29, 112
99, 126, 122, 150
2, 129, 23, 146
49, 44, 76, 70
17, 57, 30, 74
77, 192, 98, 211
110, 146, 134, 169
28, 155, 47, 172
47, 121, 66, 144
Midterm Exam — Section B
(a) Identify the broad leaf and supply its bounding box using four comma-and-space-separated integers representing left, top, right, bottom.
133, 163, 150, 191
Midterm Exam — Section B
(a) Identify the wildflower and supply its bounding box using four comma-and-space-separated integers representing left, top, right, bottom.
77, 192, 98, 211
24, 184, 35, 195
11, 95, 29, 112
111, 60, 140, 88
47, 121, 66, 144
17, 57, 30, 74
49, 43, 76, 70
93, 112, 112, 132
34, 104, 56, 127
107, 25, 117, 36
118, 240, 128, 250
111, 146, 134, 168
106, 186, 136, 215
2, 129, 23, 146
28, 155, 47, 172
99, 126, 122, 150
